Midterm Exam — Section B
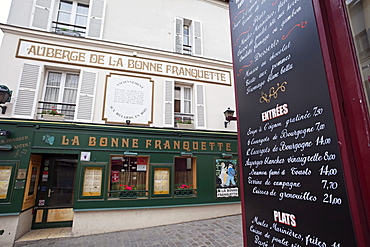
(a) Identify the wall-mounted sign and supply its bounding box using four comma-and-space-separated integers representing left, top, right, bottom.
82, 167, 102, 197
229, 0, 357, 246
17, 40, 231, 85
215, 159, 238, 198
103, 74, 153, 125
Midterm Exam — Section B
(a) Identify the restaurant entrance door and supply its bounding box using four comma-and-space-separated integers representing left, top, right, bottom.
32, 154, 77, 229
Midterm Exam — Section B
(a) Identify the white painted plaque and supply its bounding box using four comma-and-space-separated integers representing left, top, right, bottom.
104, 75, 153, 125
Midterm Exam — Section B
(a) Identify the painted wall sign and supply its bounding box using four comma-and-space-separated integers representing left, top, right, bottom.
103, 74, 153, 125
16, 40, 231, 85
229, 0, 357, 246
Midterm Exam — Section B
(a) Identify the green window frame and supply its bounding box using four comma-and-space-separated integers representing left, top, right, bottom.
151, 164, 172, 197
78, 162, 107, 200
0, 161, 18, 203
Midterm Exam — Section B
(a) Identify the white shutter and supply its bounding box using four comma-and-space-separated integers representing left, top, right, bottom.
31, 0, 54, 30
193, 20, 202, 56
175, 18, 184, 53
87, 0, 106, 39
13, 64, 41, 118
195, 84, 206, 128
76, 71, 97, 122
164, 80, 174, 126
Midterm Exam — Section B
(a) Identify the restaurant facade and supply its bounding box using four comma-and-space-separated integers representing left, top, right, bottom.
0, 0, 239, 245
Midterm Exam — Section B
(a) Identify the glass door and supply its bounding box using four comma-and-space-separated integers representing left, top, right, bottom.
32, 154, 77, 229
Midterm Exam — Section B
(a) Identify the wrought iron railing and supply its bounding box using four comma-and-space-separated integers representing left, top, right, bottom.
174, 189, 197, 196
52, 21, 86, 37
174, 113, 194, 127
37, 101, 76, 120
108, 190, 149, 199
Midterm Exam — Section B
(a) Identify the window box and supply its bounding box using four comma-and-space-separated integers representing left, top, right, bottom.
177, 123, 194, 129
42, 114, 66, 121
174, 189, 196, 196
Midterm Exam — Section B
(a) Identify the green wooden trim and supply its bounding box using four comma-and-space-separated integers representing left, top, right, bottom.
0, 119, 237, 137
0, 160, 19, 203
77, 162, 107, 200
73, 201, 241, 212
150, 164, 173, 197
0, 212, 20, 216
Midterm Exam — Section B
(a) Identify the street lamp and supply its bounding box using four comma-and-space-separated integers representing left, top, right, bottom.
0, 85, 12, 114
224, 107, 237, 128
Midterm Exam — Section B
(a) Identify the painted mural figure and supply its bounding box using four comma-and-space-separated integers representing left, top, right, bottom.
226, 164, 236, 187
219, 162, 228, 187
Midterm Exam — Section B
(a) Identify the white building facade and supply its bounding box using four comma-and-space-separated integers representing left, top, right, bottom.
0, 0, 239, 245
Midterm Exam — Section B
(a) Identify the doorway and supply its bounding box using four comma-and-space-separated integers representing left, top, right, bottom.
32, 154, 78, 229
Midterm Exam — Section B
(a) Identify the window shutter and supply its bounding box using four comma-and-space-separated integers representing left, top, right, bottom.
13, 64, 41, 118
76, 71, 97, 122
193, 21, 202, 56
31, 0, 54, 30
175, 18, 184, 53
195, 84, 206, 128
87, 0, 106, 39
164, 80, 174, 126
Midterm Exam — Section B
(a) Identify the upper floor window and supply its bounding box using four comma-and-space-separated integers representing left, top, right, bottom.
175, 18, 202, 56
174, 85, 193, 126
54, 0, 89, 37
30, 0, 105, 39
164, 81, 205, 129
40, 71, 79, 120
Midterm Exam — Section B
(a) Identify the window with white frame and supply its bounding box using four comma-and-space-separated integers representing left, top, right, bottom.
164, 81, 205, 128
175, 18, 202, 56
41, 71, 79, 120
174, 85, 193, 125
54, 0, 89, 37
30, 0, 105, 39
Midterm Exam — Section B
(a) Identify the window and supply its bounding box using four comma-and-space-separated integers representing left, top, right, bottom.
40, 71, 79, 120
108, 156, 148, 199
174, 85, 193, 126
174, 157, 196, 196
175, 18, 202, 56
164, 81, 205, 128
54, 0, 89, 37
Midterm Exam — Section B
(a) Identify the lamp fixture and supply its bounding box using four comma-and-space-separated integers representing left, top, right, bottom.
181, 152, 193, 157
123, 151, 138, 156
0, 145, 12, 151
222, 153, 233, 158
224, 107, 237, 128
0, 130, 11, 136
0, 85, 12, 114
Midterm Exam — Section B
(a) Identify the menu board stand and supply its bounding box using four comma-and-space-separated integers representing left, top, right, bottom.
229, 0, 358, 246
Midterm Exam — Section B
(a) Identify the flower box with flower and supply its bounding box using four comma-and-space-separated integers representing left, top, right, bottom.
175, 184, 195, 196
38, 107, 65, 121
119, 184, 138, 198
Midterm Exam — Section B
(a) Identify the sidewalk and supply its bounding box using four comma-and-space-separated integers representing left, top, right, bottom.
14, 214, 243, 247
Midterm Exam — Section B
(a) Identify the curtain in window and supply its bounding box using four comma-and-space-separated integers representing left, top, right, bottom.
63, 74, 79, 103
45, 72, 61, 102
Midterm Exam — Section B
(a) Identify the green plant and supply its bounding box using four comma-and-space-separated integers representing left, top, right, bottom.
39, 107, 63, 116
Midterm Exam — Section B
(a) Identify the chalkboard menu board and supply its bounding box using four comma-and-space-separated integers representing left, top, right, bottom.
229, 0, 357, 246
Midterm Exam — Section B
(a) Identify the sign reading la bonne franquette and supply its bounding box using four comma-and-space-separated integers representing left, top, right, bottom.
16, 40, 231, 85
104, 74, 153, 125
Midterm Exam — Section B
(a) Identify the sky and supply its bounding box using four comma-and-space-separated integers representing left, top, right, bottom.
0, 0, 12, 45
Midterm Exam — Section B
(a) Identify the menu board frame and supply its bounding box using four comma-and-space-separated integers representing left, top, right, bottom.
151, 165, 172, 197
228, 0, 358, 246
0, 161, 17, 202
79, 163, 106, 199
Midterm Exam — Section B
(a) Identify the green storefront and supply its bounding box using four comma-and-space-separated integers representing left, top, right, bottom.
0, 119, 240, 240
